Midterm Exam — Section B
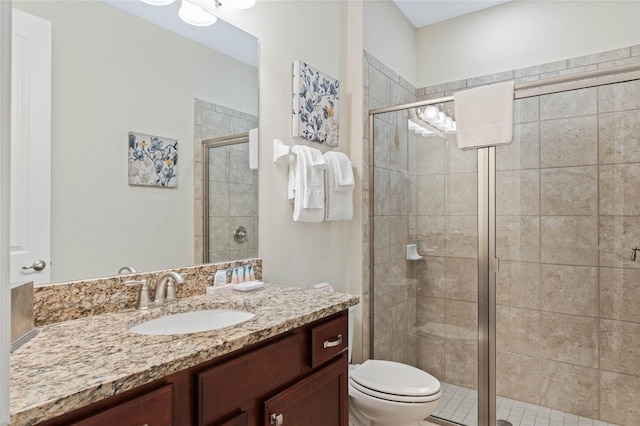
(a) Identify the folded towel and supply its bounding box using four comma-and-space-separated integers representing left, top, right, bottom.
289, 145, 327, 222
453, 81, 514, 151
323, 151, 353, 221
324, 151, 354, 191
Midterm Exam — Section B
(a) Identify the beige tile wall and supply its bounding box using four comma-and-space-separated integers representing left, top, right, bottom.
193, 99, 258, 264
364, 51, 419, 366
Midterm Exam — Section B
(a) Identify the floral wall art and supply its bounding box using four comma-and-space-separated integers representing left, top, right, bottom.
128, 131, 178, 188
292, 60, 340, 147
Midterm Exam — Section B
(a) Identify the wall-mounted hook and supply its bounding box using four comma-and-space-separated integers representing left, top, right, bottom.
632, 246, 640, 261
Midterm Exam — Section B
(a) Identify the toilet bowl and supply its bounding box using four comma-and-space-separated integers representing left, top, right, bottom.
348, 359, 441, 426
348, 309, 441, 426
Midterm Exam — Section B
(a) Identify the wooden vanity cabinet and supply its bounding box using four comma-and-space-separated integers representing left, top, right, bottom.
198, 312, 348, 426
35, 310, 349, 426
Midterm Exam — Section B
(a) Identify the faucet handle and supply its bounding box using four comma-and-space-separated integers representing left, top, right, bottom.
124, 279, 152, 310
165, 274, 186, 305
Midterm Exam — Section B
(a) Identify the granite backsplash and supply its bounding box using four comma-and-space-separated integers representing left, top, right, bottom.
33, 259, 262, 326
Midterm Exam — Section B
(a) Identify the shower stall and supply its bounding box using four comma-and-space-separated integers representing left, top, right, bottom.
368, 57, 640, 426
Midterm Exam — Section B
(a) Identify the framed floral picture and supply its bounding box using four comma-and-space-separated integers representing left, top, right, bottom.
128, 132, 178, 188
292, 60, 340, 147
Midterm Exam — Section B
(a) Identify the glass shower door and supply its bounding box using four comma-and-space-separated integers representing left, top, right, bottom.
495, 80, 640, 426
371, 108, 480, 426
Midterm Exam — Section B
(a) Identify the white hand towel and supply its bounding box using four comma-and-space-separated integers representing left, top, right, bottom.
453, 81, 514, 151
323, 151, 353, 221
288, 145, 327, 222
324, 151, 354, 191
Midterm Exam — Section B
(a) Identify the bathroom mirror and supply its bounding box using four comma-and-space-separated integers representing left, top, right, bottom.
12, 0, 259, 285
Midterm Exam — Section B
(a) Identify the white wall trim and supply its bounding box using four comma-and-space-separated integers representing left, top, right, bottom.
0, 1, 12, 424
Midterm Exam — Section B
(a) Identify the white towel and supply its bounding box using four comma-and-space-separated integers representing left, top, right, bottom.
323, 151, 354, 221
453, 81, 514, 151
289, 145, 327, 222
324, 151, 355, 191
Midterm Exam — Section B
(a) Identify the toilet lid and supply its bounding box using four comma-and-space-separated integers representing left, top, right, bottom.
350, 360, 440, 397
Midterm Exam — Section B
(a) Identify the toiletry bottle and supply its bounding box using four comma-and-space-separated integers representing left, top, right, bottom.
213, 269, 227, 286
231, 268, 238, 284
249, 265, 255, 281
244, 266, 251, 282
238, 266, 245, 282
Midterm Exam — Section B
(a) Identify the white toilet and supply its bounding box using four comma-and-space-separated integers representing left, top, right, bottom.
348, 310, 442, 426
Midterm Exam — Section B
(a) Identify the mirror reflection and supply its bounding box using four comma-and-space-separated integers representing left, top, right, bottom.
202, 132, 258, 264
11, 0, 259, 285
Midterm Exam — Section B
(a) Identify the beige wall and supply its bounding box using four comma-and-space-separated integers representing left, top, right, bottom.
417, 0, 640, 86
363, 0, 418, 87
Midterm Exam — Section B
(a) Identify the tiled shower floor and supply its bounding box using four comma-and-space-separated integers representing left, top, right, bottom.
429, 383, 619, 426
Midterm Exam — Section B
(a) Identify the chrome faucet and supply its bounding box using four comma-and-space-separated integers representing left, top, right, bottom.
153, 271, 185, 306
118, 265, 138, 274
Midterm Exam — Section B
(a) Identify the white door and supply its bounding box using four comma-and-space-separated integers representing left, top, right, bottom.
10, 9, 51, 285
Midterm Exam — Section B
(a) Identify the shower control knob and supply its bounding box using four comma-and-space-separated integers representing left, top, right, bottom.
233, 226, 248, 243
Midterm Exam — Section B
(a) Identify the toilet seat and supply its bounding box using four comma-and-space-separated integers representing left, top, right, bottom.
350, 360, 441, 403
350, 379, 441, 403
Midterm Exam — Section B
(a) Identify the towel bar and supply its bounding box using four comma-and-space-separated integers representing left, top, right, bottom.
273, 139, 290, 164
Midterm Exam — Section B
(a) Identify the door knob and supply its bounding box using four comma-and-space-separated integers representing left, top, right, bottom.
22, 259, 46, 271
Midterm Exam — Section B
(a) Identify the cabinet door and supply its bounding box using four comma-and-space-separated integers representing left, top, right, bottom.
218, 411, 248, 426
263, 357, 348, 426
198, 334, 302, 426
69, 385, 172, 426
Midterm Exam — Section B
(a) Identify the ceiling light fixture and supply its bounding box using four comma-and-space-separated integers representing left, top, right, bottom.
140, 0, 256, 27
178, 0, 217, 26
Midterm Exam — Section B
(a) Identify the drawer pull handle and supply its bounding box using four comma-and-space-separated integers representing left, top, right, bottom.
270, 413, 284, 425
323, 334, 342, 349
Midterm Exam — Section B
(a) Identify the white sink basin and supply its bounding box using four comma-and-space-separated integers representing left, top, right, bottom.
128, 309, 255, 335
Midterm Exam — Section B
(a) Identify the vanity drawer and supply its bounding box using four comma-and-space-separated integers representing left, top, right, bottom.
198, 334, 302, 426
68, 385, 172, 426
309, 313, 348, 368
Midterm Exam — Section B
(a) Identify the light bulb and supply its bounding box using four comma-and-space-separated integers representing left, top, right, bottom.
222, 0, 256, 9
140, 0, 176, 5
423, 106, 439, 122
179, 0, 218, 26
440, 117, 454, 131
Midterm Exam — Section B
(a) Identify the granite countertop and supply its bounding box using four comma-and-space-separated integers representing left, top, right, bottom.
10, 283, 359, 426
